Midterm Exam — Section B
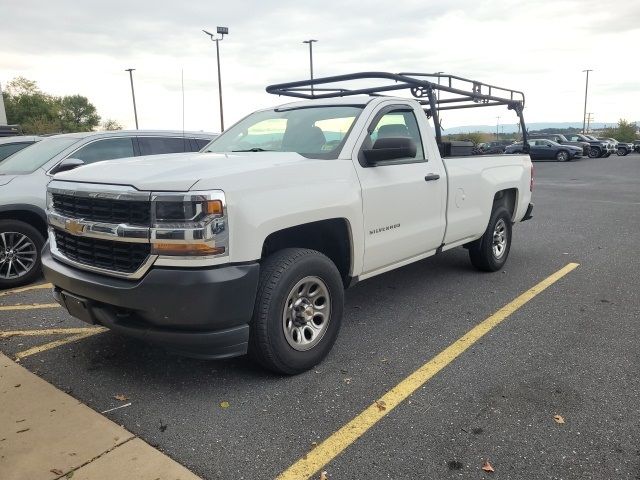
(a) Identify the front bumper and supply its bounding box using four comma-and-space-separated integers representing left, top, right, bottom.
42, 242, 260, 359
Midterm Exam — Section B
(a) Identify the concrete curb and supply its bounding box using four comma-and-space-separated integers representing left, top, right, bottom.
0, 352, 200, 480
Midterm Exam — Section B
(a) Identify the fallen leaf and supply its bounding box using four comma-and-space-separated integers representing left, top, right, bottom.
16, 428, 30, 434
14, 384, 21, 388
219, 401, 230, 409
553, 415, 565, 424
343, 377, 352, 385
319, 471, 328, 480
481, 460, 495, 473
375, 400, 386, 412
114, 394, 128, 402
159, 421, 167, 433
50, 469, 64, 475
310, 441, 318, 450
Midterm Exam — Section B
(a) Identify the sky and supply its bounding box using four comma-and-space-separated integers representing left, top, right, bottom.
1, 0, 638, 133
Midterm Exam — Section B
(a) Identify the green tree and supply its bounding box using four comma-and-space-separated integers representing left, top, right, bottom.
602, 119, 638, 143
3, 77, 102, 134
3, 77, 59, 133
100, 118, 123, 131
58, 95, 101, 132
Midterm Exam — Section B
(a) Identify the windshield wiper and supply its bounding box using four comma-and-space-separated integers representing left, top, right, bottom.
231, 148, 272, 152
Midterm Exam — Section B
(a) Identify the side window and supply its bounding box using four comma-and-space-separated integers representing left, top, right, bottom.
363, 108, 425, 163
194, 138, 211, 150
138, 137, 191, 155
71, 138, 135, 164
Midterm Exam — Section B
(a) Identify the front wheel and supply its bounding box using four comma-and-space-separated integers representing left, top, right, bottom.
0, 220, 44, 289
588, 147, 600, 158
249, 248, 344, 375
468, 207, 512, 272
617, 148, 627, 156
556, 150, 569, 162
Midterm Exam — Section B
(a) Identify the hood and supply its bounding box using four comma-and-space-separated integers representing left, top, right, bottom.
0, 175, 17, 187
52, 152, 312, 191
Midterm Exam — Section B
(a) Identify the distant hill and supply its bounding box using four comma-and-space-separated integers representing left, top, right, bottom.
442, 122, 638, 134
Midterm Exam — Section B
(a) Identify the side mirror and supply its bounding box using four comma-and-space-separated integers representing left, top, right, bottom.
51, 158, 85, 174
362, 137, 417, 165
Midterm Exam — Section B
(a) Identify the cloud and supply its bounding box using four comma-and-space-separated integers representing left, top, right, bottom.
1, 0, 639, 130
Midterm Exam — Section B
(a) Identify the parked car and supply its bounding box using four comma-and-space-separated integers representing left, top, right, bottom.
505, 139, 582, 161
528, 133, 590, 156
0, 136, 42, 162
42, 71, 534, 374
601, 138, 633, 156
0, 130, 216, 288
566, 134, 611, 158
0, 125, 23, 138
634, 140, 640, 153
475, 140, 512, 154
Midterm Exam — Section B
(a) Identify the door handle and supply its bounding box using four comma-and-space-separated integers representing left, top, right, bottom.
424, 174, 440, 181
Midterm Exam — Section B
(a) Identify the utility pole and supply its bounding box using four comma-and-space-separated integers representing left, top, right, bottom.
203, 27, 229, 132
496, 116, 500, 141
124, 69, 139, 130
586, 112, 594, 133
582, 69, 593, 134
302, 39, 318, 95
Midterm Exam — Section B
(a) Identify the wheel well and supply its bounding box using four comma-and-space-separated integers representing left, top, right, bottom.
261, 219, 352, 285
493, 189, 517, 220
0, 210, 48, 238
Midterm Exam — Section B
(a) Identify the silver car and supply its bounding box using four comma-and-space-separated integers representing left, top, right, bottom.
0, 135, 43, 162
0, 130, 216, 288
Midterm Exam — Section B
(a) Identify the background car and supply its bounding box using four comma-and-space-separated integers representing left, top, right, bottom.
601, 138, 634, 156
0, 129, 216, 288
528, 133, 590, 156
505, 139, 582, 161
0, 136, 42, 162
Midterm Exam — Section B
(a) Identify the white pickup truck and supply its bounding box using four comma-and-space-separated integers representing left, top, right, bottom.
42, 72, 534, 374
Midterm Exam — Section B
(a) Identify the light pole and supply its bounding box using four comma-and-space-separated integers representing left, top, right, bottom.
496, 116, 500, 141
124, 69, 139, 130
302, 39, 318, 95
582, 69, 593, 134
203, 27, 229, 132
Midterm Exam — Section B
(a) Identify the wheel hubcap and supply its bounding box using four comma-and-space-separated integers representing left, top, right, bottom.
282, 276, 331, 351
492, 219, 507, 259
0, 232, 37, 280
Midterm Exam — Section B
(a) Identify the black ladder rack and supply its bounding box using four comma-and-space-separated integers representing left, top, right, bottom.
266, 71, 528, 149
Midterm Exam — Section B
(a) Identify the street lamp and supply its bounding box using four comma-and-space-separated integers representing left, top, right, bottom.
302, 39, 318, 95
582, 69, 593, 134
124, 68, 139, 130
203, 26, 229, 132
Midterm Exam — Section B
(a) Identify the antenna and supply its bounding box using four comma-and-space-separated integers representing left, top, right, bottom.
182, 68, 185, 149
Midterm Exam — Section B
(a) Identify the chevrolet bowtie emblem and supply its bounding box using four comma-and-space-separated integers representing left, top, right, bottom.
65, 219, 85, 235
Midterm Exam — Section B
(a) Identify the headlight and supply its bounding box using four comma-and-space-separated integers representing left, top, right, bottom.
150, 191, 228, 257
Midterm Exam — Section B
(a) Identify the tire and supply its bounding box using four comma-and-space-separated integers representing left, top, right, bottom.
556, 150, 569, 162
617, 148, 627, 156
588, 147, 600, 158
249, 248, 344, 375
468, 207, 512, 272
0, 220, 44, 289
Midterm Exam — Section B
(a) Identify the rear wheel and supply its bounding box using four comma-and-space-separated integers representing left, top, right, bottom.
0, 220, 44, 289
468, 207, 512, 272
617, 147, 627, 156
556, 150, 569, 162
249, 248, 344, 375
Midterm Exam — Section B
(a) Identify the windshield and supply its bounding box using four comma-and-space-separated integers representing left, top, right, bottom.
204, 105, 364, 159
0, 137, 81, 175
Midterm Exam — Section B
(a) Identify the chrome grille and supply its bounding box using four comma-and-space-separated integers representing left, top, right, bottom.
52, 193, 150, 226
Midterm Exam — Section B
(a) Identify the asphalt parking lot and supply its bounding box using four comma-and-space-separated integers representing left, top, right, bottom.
1, 152, 639, 480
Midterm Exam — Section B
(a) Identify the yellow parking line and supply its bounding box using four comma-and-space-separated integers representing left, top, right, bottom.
0, 327, 106, 338
277, 262, 580, 480
0, 303, 61, 311
0, 282, 53, 297
14, 330, 106, 360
